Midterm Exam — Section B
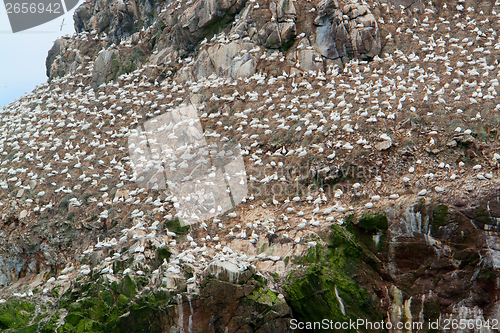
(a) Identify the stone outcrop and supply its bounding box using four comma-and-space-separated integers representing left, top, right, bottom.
73, 0, 155, 43
178, 0, 247, 47
91, 49, 117, 87
258, 0, 297, 49
46, 0, 383, 85
190, 39, 261, 80
45, 36, 83, 79
313, 0, 381, 61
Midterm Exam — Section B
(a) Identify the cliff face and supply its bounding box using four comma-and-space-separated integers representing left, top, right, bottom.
3, 0, 500, 331
46, 0, 382, 86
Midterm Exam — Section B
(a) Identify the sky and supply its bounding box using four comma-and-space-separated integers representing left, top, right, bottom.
0, 0, 83, 108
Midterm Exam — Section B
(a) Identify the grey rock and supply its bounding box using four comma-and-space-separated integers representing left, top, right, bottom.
229, 3, 254, 39
258, 0, 297, 49
203, 261, 253, 284
74, 0, 151, 43
68, 202, 80, 214
262, 23, 282, 49
179, 0, 247, 46
19, 210, 28, 219
189, 40, 261, 80
313, 0, 381, 61
279, 21, 296, 44
46, 37, 82, 80
376, 139, 393, 151
277, 0, 297, 20
91, 49, 117, 87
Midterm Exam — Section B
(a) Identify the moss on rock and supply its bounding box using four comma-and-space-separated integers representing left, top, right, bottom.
156, 246, 171, 265
284, 225, 382, 332
433, 204, 448, 226
0, 299, 36, 330
164, 218, 190, 235
120, 275, 136, 298
357, 212, 388, 234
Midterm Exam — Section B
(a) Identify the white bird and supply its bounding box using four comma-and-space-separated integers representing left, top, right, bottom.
149, 221, 160, 230
167, 265, 180, 274
134, 243, 145, 253
435, 186, 445, 192
83, 246, 93, 254
61, 266, 74, 274
100, 266, 113, 275
417, 189, 427, 196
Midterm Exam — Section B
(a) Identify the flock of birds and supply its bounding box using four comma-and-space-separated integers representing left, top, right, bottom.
1, 0, 500, 301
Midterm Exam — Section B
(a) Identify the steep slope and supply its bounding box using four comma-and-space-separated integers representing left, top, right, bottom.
1, 0, 500, 331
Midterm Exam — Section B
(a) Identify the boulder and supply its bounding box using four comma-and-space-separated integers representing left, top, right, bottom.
91, 49, 117, 87
277, 0, 297, 20
257, 0, 297, 49
263, 23, 282, 49
73, 0, 152, 43
202, 261, 253, 284
313, 0, 381, 61
287, 38, 323, 72
179, 0, 247, 46
189, 40, 260, 80
18, 210, 28, 220
375, 139, 392, 151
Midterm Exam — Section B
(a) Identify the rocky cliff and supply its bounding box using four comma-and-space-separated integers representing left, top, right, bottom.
2, 0, 500, 331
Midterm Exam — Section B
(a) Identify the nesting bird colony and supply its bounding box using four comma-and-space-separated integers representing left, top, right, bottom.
1, 0, 500, 302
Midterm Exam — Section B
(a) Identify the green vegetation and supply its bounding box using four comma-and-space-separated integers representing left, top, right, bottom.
344, 212, 388, 253
423, 299, 440, 323
357, 212, 388, 234
203, 16, 230, 40
432, 204, 448, 226
116, 48, 147, 77
52, 286, 61, 298
279, 37, 296, 52
58, 197, 70, 210
164, 218, 190, 235
0, 299, 36, 330
156, 246, 172, 265
109, 54, 120, 81
120, 275, 137, 298
283, 225, 382, 332
150, 31, 161, 49
475, 207, 492, 225
246, 287, 280, 308
55, 274, 174, 332
478, 268, 497, 282
453, 248, 480, 266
